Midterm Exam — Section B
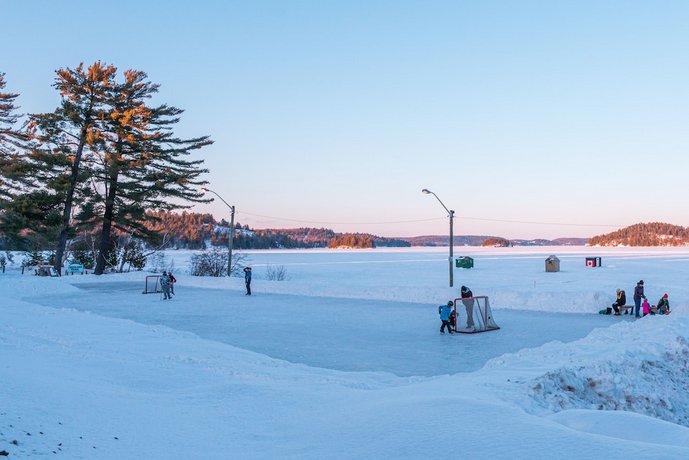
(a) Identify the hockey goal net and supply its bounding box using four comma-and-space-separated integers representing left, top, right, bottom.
452, 296, 500, 334
143, 275, 161, 294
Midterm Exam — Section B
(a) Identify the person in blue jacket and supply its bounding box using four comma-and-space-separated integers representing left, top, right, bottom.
439, 301, 454, 334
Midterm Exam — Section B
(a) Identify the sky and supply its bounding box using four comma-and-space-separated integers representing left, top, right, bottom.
2, 1, 689, 239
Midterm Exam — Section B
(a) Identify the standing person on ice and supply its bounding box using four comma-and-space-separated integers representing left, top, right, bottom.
611, 288, 626, 315
243, 266, 252, 295
168, 272, 177, 295
160, 271, 172, 300
461, 285, 475, 329
438, 301, 454, 334
632, 280, 646, 317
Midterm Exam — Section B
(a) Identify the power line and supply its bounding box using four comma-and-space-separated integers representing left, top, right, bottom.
235, 210, 623, 228
237, 211, 445, 225
457, 216, 621, 228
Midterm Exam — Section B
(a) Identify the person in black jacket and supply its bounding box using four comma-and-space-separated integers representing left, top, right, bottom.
243, 266, 252, 295
657, 293, 670, 314
611, 288, 626, 316
461, 285, 474, 329
632, 280, 646, 317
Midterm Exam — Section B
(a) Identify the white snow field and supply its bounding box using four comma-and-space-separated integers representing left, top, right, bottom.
4, 246, 689, 459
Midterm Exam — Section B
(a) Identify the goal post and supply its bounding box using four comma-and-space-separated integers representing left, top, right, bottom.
143, 275, 161, 294
452, 296, 500, 334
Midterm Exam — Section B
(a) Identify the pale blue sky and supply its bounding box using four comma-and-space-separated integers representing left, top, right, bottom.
3, 1, 688, 238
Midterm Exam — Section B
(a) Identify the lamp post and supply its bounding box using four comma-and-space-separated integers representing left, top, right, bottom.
201, 187, 235, 277
422, 188, 454, 287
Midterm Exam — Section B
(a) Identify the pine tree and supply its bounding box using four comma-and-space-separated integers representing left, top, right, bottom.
0, 72, 30, 198
90, 69, 211, 274
26, 62, 117, 273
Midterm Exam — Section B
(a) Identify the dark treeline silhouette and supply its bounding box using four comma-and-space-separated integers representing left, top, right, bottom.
589, 222, 689, 246
141, 211, 410, 249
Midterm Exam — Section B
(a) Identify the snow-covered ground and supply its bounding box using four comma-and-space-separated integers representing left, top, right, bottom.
3, 246, 689, 459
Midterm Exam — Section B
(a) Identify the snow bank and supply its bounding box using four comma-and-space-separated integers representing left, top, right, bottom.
483, 317, 689, 429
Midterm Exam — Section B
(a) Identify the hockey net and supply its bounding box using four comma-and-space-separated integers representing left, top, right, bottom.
143, 275, 161, 294
452, 296, 500, 334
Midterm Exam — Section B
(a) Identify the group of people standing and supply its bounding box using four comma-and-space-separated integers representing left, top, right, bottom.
438, 285, 475, 334
610, 279, 671, 317
160, 271, 177, 300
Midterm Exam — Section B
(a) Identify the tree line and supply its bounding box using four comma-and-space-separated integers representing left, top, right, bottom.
0, 64, 211, 274
589, 222, 689, 246
141, 211, 410, 249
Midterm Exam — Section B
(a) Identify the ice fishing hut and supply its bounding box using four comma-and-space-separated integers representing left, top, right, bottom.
585, 257, 602, 267
545, 255, 560, 272
455, 256, 474, 269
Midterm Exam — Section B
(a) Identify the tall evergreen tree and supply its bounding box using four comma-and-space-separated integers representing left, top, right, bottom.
90, 69, 211, 274
0, 72, 44, 250
0, 71, 28, 199
27, 62, 117, 273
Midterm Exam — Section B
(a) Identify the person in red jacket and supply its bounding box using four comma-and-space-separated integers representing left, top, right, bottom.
168, 272, 177, 295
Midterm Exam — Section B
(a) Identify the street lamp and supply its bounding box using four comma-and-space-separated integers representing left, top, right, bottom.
201, 187, 235, 277
422, 188, 455, 287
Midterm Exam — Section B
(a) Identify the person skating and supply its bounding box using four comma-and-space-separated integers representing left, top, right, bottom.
243, 266, 252, 295
611, 288, 626, 315
160, 271, 172, 300
632, 280, 646, 317
657, 293, 671, 315
439, 301, 454, 334
461, 285, 475, 329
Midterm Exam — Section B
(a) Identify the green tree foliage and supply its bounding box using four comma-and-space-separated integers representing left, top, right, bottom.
69, 238, 96, 268
26, 62, 117, 274
23, 250, 45, 267
0, 71, 29, 199
113, 237, 147, 271
88, 69, 211, 274
0, 190, 63, 251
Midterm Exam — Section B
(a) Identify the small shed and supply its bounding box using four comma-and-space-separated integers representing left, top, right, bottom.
585, 257, 602, 268
455, 256, 474, 269
545, 255, 560, 272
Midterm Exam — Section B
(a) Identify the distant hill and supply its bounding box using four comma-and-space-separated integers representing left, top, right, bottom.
589, 222, 689, 246
399, 235, 498, 246
511, 237, 589, 246
134, 211, 589, 250
398, 235, 589, 247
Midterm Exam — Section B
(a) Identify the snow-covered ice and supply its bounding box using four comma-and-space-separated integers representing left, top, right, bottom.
3, 246, 689, 459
